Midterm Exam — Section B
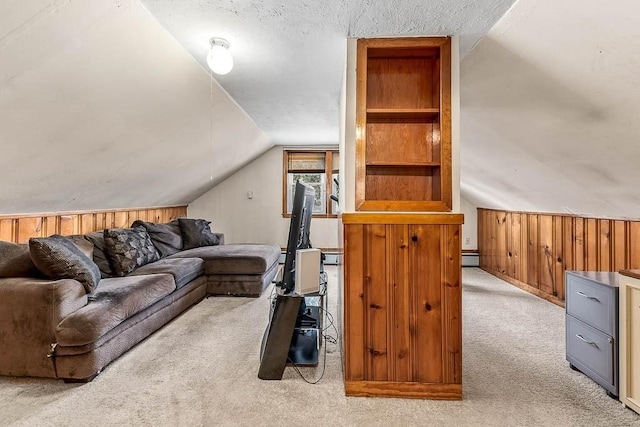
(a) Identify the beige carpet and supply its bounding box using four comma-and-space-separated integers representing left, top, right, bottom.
2, 267, 639, 426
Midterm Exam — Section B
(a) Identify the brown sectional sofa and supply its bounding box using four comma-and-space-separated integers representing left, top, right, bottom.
0, 220, 280, 382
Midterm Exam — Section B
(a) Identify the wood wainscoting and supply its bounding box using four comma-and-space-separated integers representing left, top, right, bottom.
478, 208, 640, 306
0, 206, 187, 243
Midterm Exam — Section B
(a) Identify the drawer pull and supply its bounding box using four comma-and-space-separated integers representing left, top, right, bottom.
576, 334, 599, 349
577, 291, 600, 302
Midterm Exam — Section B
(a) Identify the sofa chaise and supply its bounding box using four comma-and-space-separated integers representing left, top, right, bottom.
0, 218, 280, 382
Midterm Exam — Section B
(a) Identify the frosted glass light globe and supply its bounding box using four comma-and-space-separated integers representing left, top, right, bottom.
207, 43, 233, 75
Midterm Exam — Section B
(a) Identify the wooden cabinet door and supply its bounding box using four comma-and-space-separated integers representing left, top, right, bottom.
342, 217, 462, 399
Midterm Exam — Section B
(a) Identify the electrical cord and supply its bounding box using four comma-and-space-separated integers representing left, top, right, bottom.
287, 306, 338, 384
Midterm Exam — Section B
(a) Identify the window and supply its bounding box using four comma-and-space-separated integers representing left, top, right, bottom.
283, 150, 339, 218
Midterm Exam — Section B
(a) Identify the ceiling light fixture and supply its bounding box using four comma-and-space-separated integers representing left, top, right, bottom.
207, 37, 233, 75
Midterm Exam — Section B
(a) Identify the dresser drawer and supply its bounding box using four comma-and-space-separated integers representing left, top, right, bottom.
565, 272, 616, 335
566, 315, 614, 385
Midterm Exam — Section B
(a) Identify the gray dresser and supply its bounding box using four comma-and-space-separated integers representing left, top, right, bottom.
565, 271, 619, 397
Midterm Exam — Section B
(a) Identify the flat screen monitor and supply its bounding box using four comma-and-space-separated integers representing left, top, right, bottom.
280, 181, 315, 293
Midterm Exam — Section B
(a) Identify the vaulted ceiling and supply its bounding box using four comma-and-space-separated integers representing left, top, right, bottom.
1, 0, 637, 219
461, 0, 640, 218
141, 0, 516, 145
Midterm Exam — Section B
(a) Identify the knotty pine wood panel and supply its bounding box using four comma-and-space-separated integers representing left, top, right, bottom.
613, 220, 627, 271
443, 224, 462, 384
412, 224, 443, 383
0, 219, 14, 241
598, 219, 611, 271
366, 223, 389, 381
629, 222, 640, 269
478, 208, 640, 306
496, 211, 507, 276
0, 206, 187, 243
574, 217, 585, 271
519, 212, 529, 284
585, 218, 598, 271
562, 217, 575, 289
527, 214, 539, 290
342, 216, 462, 399
388, 224, 411, 382
553, 217, 565, 301
537, 215, 554, 296
343, 224, 366, 381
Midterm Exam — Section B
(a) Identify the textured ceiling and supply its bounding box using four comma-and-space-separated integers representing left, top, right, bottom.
142, 0, 517, 145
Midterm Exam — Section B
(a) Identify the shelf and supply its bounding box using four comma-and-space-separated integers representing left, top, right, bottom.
366, 161, 440, 168
366, 108, 439, 122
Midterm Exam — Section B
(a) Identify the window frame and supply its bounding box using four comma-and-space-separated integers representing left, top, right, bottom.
282, 149, 339, 219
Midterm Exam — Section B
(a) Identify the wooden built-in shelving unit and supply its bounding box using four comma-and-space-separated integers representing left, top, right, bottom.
356, 37, 451, 212
341, 37, 461, 400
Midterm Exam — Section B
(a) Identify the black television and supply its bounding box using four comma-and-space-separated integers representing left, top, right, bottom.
279, 181, 315, 294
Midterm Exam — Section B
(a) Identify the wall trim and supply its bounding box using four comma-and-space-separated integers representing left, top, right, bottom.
0, 205, 187, 243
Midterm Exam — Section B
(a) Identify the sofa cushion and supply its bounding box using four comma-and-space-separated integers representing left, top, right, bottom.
29, 235, 101, 293
130, 220, 183, 258
129, 258, 203, 289
0, 241, 41, 278
178, 218, 220, 250
103, 227, 160, 276
84, 232, 114, 279
55, 273, 176, 346
168, 244, 280, 275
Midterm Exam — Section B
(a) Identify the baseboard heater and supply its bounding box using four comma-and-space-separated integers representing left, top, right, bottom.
462, 251, 479, 267
279, 251, 339, 265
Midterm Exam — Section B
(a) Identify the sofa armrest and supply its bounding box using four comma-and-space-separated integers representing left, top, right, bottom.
0, 277, 87, 378
214, 233, 225, 245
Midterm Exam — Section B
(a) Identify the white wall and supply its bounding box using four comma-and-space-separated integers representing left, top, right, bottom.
341, 38, 357, 213
188, 146, 339, 249
460, 196, 478, 250
0, 0, 271, 215
461, 0, 640, 219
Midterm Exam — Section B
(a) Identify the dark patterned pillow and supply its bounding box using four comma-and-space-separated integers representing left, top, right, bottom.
103, 227, 160, 276
29, 235, 101, 293
178, 218, 220, 250
0, 241, 41, 278
130, 220, 183, 258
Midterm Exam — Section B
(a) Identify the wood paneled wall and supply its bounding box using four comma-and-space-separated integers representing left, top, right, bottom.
0, 206, 187, 243
478, 208, 640, 306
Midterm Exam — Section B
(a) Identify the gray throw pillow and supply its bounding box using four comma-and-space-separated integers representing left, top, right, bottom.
29, 235, 101, 293
84, 231, 114, 278
65, 235, 95, 259
0, 241, 41, 278
103, 227, 160, 276
130, 220, 183, 258
178, 218, 220, 250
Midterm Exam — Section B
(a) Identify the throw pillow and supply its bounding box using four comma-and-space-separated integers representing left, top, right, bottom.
130, 219, 183, 258
0, 241, 41, 278
103, 227, 160, 276
65, 235, 95, 260
29, 235, 101, 293
178, 218, 220, 250
84, 231, 114, 278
